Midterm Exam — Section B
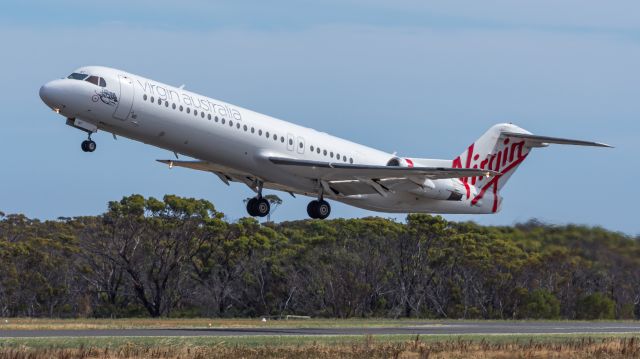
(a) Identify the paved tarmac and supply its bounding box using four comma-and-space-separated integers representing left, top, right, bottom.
2, 321, 640, 338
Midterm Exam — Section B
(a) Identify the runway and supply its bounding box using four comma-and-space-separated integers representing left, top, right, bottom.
3, 321, 640, 338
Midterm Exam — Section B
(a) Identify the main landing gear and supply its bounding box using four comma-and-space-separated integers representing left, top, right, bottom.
246, 197, 270, 217
81, 135, 96, 153
246, 181, 270, 217
307, 188, 331, 220
244, 181, 332, 220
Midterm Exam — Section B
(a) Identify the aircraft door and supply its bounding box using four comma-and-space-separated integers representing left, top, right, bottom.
296, 136, 305, 154
113, 75, 134, 120
287, 133, 295, 151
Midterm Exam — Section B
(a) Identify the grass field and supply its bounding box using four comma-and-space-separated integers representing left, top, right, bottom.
0, 317, 439, 330
0, 317, 634, 330
1, 334, 640, 358
3, 319, 640, 358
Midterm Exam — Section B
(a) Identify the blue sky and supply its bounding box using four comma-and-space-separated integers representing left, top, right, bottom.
1, 1, 638, 234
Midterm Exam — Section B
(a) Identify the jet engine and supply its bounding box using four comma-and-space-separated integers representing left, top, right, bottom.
408, 178, 466, 201
387, 156, 466, 201
386, 157, 414, 167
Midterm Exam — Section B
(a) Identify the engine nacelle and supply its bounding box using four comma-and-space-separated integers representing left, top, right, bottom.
409, 178, 467, 201
386, 157, 414, 167
388, 157, 467, 201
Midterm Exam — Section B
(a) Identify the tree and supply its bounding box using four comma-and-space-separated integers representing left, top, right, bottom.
97, 195, 218, 317
263, 194, 283, 222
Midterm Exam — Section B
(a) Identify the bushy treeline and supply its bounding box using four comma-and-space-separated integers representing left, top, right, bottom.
0, 195, 638, 319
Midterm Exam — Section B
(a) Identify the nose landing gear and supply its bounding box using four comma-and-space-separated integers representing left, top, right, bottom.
81, 136, 97, 152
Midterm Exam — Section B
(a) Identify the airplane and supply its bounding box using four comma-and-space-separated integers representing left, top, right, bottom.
39, 66, 611, 219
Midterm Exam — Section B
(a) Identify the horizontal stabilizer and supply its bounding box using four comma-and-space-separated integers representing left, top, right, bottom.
501, 132, 612, 148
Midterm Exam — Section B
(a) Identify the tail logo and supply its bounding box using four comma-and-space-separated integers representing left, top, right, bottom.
452, 138, 529, 212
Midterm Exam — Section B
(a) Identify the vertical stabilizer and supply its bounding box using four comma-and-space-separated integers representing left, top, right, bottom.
452, 123, 532, 212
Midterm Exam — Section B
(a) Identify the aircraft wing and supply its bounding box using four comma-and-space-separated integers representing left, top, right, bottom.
269, 157, 496, 180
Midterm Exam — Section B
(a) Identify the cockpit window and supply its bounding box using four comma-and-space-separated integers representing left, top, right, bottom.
85, 76, 100, 86
67, 73, 88, 80
68, 72, 107, 87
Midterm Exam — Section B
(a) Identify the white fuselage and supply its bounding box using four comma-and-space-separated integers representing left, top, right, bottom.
39, 66, 493, 214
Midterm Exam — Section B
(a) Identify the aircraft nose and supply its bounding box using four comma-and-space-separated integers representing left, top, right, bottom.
39, 82, 51, 103
39, 79, 65, 110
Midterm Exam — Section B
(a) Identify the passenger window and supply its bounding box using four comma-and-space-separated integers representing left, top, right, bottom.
251, 127, 255, 133
259, 129, 262, 136
266, 131, 270, 138
158, 99, 162, 105
273, 134, 277, 140
243, 125, 248, 131
194, 110, 198, 116
229, 120, 233, 127
186, 108, 190, 114
143, 94, 148, 101
151, 96, 155, 103
289, 139, 293, 145
280, 136, 284, 143
300, 142, 304, 148
208, 114, 211, 120
165, 101, 169, 107
336, 154, 340, 160
350, 158, 353, 164
323, 149, 327, 156
99, 78, 107, 87
310, 145, 314, 152
85, 76, 100, 86
179, 105, 183, 111
172, 103, 176, 110
222, 118, 225, 124
237, 123, 241, 129
330, 152, 334, 158
317, 148, 321, 154
201, 112, 205, 118
215, 116, 219, 122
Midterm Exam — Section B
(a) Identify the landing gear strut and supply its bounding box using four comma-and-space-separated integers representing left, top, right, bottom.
246, 181, 270, 217
81, 135, 96, 153
307, 188, 331, 219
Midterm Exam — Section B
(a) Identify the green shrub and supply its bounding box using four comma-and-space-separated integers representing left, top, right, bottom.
521, 289, 561, 319
575, 292, 615, 320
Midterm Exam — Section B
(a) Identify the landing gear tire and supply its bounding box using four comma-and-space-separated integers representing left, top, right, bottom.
81, 140, 96, 152
246, 197, 270, 217
307, 200, 331, 220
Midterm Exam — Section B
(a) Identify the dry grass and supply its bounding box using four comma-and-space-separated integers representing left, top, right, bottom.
1, 336, 640, 359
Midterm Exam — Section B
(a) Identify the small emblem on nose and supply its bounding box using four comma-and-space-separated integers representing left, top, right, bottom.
92, 89, 118, 106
